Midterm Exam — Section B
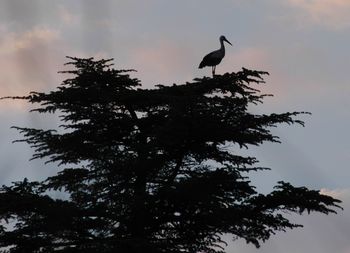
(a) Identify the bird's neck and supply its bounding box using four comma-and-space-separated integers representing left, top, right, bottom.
220, 39, 225, 52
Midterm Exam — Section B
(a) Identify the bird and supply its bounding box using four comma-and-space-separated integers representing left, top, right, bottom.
199, 35, 232, 77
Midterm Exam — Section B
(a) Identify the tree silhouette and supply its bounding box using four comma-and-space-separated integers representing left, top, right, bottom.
0, 57, 341, 253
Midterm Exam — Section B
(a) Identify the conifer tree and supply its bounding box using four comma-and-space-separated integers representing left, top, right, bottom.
0, 57, 341, 253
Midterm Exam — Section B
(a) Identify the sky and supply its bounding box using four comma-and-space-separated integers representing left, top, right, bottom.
0, 0, 349, 252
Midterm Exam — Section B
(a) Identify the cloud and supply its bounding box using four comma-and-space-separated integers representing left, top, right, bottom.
0, 26, 59, 54
225, 47, 270, 71
286, 0, 350, 29
223, 47, 289, 99
0, 25, 71, 185
58, 5, 79, 25
0, 26, 66, 110
128, 41, 197, 87
320, 188, 350, 201
226, 187, 350, 253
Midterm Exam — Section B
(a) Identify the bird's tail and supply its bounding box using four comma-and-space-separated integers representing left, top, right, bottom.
198, 61, 205, 69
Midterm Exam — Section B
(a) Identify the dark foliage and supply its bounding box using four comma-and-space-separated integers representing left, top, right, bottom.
0, 57, 341, 253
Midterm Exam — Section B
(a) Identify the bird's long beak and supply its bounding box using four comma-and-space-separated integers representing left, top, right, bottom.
224, 38, 232, 46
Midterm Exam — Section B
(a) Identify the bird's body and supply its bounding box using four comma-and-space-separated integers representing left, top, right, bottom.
199, 50, 225, 68
199, 35, 232, 76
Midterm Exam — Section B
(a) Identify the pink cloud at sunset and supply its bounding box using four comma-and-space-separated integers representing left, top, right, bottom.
224, 47, 289, 99
0, 26, 64, 104
58, 5, 79, 26
286, 0, 350, 29
320, 188, 350, 199
0, 26, 59, 54
224, 47, 270, 74
128, 41, 197, 87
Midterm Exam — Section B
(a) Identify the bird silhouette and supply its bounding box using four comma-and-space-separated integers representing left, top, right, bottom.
199, 35, 232, 77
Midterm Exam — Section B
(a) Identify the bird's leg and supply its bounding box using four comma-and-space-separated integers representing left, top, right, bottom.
212, 66, 215, 77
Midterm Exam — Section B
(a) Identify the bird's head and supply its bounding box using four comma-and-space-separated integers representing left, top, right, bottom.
220, 35, 232, 46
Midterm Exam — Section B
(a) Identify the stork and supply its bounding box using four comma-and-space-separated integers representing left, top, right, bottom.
199, 35, 232, 77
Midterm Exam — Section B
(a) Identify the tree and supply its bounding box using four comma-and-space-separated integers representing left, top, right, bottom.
0, 57, 341, 253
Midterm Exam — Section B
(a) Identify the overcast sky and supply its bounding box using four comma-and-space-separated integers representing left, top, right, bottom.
0, 1, 349, 252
